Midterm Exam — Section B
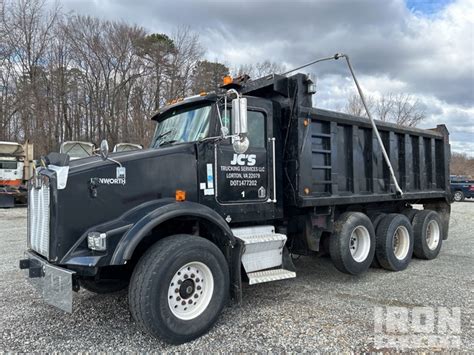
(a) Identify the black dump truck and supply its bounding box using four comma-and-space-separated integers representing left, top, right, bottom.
20, 68, 451, 344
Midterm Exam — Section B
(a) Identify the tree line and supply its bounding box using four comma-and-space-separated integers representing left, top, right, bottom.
1, 0, 430, 159
451, 153, 474, 178
0, 0, 283, 157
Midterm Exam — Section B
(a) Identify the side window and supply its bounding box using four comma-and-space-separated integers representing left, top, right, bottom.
222, 109, 266, 148
247, 111, 266, 148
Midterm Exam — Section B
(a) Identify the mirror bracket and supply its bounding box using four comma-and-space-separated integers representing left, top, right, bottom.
97, 139, 123, 168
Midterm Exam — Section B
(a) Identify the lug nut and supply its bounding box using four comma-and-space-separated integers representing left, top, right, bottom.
188, 300, 192, 304
191, 274, 195, 278
197, 286, 201, 290
175, 288, 179, 293
181, 301, 186, 306
195, 278, 200, 282
194, 294, 198, 298
176, 297, 181, 301
184, 274, 188, 279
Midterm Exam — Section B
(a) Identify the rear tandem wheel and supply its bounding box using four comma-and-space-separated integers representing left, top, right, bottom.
329, 212, 376, 275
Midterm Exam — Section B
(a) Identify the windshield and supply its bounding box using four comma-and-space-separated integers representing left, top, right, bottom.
151, 104, 212, 148
0, 160, 18, 169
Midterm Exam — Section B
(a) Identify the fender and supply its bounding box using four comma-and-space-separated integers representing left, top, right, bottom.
110, 200, 236, 265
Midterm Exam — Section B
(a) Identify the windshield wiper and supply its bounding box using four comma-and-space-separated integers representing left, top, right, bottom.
159, 139, 178, 147
153, 129, 175, 147
155, 129, 173, 141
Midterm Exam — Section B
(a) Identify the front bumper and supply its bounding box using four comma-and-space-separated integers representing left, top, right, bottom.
20, 251, 75, 312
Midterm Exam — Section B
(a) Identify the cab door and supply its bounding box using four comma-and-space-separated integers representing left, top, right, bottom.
214, 97, 277, 209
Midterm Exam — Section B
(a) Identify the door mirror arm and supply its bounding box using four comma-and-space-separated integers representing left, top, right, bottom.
96, 139, 123, 168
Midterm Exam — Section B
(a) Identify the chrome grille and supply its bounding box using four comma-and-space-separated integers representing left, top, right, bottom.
28, 176, 50, 258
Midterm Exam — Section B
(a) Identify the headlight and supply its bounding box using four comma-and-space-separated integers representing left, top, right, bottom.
87, 232, 106, 251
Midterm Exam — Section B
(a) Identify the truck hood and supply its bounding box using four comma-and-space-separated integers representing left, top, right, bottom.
67, 144, 192, 174
48, 143, 198, 262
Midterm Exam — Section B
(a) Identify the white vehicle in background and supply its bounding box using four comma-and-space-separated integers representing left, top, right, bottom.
0, 141, 33, 207
60, 141, 95, 160
113, 143, 143, 152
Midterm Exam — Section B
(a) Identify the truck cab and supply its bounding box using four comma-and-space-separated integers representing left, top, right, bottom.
150, 93, 281, 223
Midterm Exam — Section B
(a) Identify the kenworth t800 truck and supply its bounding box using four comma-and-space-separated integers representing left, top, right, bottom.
20, 58, 451, 344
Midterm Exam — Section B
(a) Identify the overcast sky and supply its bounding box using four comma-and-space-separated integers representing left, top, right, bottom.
57, 0, 473, 155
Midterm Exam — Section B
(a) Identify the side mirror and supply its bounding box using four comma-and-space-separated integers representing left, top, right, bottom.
231, 97, 249, 153
99, 139, 109, 161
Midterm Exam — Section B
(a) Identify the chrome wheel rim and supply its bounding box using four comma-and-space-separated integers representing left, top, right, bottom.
168, 261, 214, 320
454, 192, 462, 201
393, 226, 410, 260
426, 220, 440, 250
349, 226, 371, 262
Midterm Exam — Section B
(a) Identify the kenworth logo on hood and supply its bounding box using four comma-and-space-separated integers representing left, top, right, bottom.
93, 167, 127, 185
97, 177, 126, 185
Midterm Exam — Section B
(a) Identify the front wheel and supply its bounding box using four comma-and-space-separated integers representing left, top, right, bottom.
129, 235, 229, 344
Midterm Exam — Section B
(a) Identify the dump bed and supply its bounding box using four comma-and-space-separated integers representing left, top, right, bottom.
289, 108, 450, 207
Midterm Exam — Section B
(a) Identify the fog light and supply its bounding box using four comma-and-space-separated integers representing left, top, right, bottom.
87, 232, 106, 251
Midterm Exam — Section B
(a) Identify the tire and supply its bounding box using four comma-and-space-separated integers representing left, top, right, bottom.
368, 212, 387, 230
329, 212, 375, 275
375, 214, 414, 271
129, 235, 229, 344
367, 213, 386, 268
412, 210, 443, 260
402, 208, 418, 222
453, 190, 465, 202
81, 279, 128, 294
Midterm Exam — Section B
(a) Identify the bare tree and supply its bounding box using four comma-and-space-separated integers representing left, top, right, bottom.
345, 93, 426, 127
166, 26, 204, 100
451, 152, 474, 177
1, 0, 61, 153
233, 60, 286, 79
345, 93, 375, 118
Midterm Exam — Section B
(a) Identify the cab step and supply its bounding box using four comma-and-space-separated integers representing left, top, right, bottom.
247, 269, 296, 285
232, 225, 296, 285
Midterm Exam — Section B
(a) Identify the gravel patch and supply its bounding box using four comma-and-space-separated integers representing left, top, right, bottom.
0, 203, 472, 352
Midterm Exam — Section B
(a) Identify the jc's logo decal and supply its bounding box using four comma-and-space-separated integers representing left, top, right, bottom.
230, 154, 256, 166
